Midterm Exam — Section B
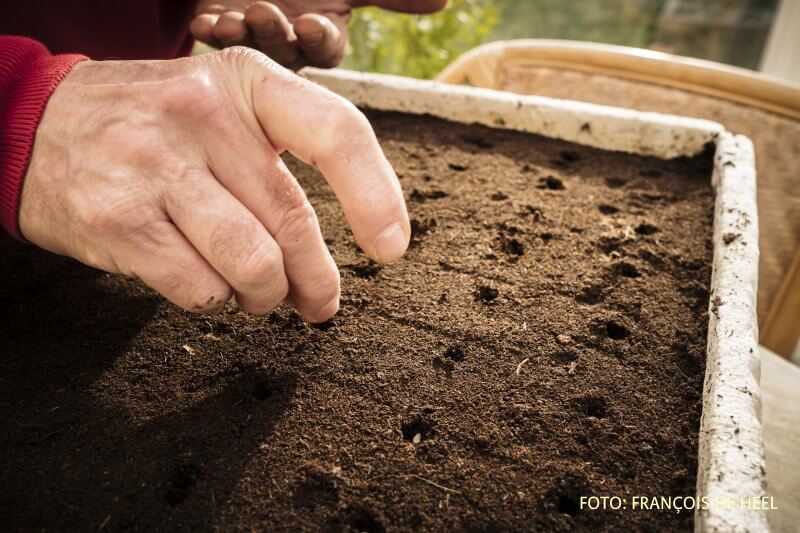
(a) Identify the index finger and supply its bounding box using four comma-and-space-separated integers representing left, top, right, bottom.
247, 56, 410, 263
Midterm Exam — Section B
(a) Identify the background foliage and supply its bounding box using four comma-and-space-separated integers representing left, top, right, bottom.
342, 0, 778, 78
341, 0, 499, 79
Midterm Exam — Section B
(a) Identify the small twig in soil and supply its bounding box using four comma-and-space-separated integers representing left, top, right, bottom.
407, 474, 462, 494
515, 358, 530, 375
98, 514, 111, 532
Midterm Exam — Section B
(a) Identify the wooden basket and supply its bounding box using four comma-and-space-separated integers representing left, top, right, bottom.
436, 39, 800, 356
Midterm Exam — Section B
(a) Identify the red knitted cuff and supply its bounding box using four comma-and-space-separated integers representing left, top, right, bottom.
0, 36, 87, 239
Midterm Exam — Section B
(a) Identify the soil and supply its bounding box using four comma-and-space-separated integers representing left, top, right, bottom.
0, 110, 714, 531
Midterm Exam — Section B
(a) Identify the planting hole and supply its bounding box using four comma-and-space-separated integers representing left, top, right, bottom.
401, 416, 434, 443
553, 349, 578, 365
349, 262, 382, 279
475, 285, 499, 303
576, 284, 606, 305
448, 163, 468, 172
537, 176, 565, 190
598, 204, 619, 215
342, 505, 386, 533
410, 189, 448, 203
605, 177, 627, 188
635, 223, 659, 235
444, 345, 465, 362
576, 396, 608, 419
522, 205, 544, 221
410, 218, 436, 247
613, 262, 641, 278
501, 237, 524, 256
490, 192, 508, 201
597, 236, 621, 255
432, 356, 455, 375
605, 321, 629, 340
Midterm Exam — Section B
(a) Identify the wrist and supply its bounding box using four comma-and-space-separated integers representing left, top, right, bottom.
0, 44, 86, 239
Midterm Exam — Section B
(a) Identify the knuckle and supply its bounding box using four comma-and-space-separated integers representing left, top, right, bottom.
76, 192, 162, 240
124, 219, 176, 252
312, 98, 373, 160
207, 218, 271, 277
325, 98, 370, 137
273, 201, 318, 244
217, 45, 260, 63
216, 45, 276, 79
204, 218, 286, 300
160, 69, 227, 122
236, 244, 285, 289
156, 264, 232, 313
106, 126, 166, 164
79, 200, 131, 235
185, 280, 232, 313
80, 205, 118, 234
187, 285, 231, 313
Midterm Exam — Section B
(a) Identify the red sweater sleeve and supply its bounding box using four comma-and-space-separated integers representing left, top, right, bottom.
0, 36, 86, 239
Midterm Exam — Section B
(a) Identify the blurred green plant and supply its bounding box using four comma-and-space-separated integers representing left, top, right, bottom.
342, 0, 500, 79
490, 0, 665, 48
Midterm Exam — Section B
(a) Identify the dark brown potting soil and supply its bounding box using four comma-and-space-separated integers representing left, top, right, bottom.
0, 110, 714, 532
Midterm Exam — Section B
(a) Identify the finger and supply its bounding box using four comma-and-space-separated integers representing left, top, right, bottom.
164, 170, 289, 315
244, 2, 302, 69
190, 13, 223, 48
356, 0, 449, 13
112, 219, 233, 313
249, 61, 410, 263
201, 121, 340, 323
212, 11, 252, 47
197, 3, 228, 15
294, 14, 344, 68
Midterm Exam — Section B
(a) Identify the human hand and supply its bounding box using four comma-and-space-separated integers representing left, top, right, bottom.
19, 47, 410, 321
191, 0, 448, 70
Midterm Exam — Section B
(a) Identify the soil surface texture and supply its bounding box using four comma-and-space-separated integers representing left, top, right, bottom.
0, 110, 714, 531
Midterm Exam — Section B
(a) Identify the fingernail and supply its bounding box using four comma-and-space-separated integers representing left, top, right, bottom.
375, 223, 408, 263
300, 31, 323, 45
313, 296, 340, 323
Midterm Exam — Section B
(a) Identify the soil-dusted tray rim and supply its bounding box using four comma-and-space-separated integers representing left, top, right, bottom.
304, 68, 766, 532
